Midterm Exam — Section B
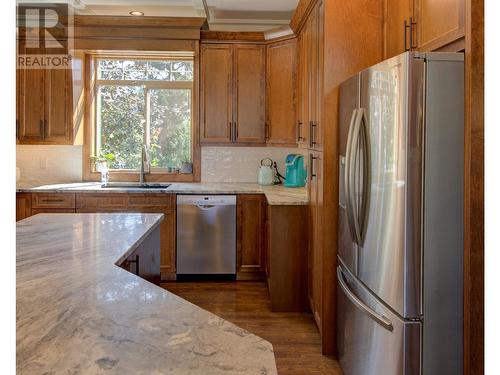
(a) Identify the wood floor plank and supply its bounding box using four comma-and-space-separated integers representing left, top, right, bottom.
161, 281, 342, 374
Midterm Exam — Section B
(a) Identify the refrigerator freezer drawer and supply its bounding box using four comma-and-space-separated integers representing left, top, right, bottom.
337, 264, 421, 375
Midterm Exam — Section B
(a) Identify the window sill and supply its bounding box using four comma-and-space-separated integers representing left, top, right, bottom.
84, 171, 200, 183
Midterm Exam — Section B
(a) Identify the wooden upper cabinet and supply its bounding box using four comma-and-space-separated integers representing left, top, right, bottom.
17, 66, 46, 141
297, 19, 310, 148
44, 68, 73, 142
233, 45, 266, 143
16, 43, 74, 144
384, 0, 465, 58
200, 44, 233, 143
384, 0, 413, 59
266, 39, 297, 146
296, 0, 323, 151
200, 43, 266, 145
414, 0, 465, 51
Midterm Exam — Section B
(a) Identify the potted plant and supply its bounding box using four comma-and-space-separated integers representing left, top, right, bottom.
91, 153, 116, 183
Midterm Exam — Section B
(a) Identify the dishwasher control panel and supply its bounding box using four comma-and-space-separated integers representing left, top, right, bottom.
176, 195, 237, 206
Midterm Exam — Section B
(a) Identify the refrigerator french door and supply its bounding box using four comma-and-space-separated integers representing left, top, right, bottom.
337, 52, 464, 375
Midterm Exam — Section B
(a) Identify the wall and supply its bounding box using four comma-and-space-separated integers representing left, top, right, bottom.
16, 145, 304, 185
201, 147, 304, 182
16, 145, 83, 186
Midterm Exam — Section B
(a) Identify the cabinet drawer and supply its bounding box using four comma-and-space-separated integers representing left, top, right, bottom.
76, 193, 129, 211
76, 193, 175, 211
32, 193, 76, 209
128, 194, 175, 209
31, 208, 75, 215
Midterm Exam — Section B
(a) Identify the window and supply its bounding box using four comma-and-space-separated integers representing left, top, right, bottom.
94, 57, 194, 172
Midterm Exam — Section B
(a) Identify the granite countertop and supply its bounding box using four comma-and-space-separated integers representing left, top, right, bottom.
17, 182, 309, 206
17, 213, 277, 374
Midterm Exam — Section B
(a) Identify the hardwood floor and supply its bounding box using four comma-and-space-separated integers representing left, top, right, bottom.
161, 281, 342, 375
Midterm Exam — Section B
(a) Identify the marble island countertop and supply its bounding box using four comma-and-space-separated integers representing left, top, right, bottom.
17, 181, 309, 205
17, 213, 277, 374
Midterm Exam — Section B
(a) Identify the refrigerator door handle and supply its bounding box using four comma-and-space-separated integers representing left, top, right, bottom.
355, 108, 371, 245
337, 266, 394, 331
344, 109, 359, 244
347, 108, 370, 246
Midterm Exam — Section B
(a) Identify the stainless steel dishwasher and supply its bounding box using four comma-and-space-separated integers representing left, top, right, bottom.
176, 195, 236, 275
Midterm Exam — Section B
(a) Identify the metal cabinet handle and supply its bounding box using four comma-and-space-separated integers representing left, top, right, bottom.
404, 20, 410, 51
234, 122, 238, 140
127, 255, 140, 276
265, 122, 269, 140
40, 198, 65, 203
310, 121, 317, 147
409, 17, 417, 50
297, 121, 303, 141
309, 153, 317, 179
229, 122, 232, 142
404, 18, 417, 51
337, 266, 393, 331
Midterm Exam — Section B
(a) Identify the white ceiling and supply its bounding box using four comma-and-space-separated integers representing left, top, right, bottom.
68, 0, 299, 31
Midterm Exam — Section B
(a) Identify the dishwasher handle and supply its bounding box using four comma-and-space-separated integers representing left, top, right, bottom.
197, 204, 216, 210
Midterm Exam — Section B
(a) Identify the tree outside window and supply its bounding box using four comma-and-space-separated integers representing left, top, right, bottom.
95, 57, 193, 171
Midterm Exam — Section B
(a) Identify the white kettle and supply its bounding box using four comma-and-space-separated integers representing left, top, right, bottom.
258, 158, 274, 186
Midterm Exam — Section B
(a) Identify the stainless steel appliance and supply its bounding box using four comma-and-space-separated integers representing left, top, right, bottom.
337, 52, 464, 375
176, 195, 236, 275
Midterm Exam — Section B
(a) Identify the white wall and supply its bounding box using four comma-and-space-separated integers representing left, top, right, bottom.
201, 146, 305, 182
16, 145, 307, 185
16, 145, 83, 186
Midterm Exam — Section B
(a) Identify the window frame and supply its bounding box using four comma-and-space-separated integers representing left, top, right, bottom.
83, 52, 201, 182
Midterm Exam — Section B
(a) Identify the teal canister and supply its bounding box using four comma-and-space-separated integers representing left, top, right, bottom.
284, 154, 307, 187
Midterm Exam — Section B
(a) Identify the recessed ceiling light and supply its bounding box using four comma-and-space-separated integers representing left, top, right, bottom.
129, 11, 144, 16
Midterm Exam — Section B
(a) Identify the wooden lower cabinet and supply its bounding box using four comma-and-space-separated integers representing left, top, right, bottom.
265, 204, 309, 312
16, 193, 32, 221
76, 193, 176, 280
236, 194, 266, 280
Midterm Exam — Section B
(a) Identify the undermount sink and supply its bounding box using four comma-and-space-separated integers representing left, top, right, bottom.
101, 183, 171, 189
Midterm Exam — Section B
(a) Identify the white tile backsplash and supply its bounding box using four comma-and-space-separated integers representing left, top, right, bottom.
16, 145, 306, 185
201, 147, 306, 183
16, 145, 82, 186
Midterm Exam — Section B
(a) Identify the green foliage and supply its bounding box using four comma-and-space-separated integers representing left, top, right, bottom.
96, 58, 193, 171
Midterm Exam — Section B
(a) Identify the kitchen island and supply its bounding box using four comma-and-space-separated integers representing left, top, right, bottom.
16, 213, 277, 374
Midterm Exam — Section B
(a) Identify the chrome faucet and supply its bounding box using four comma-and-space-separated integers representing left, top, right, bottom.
140, 145, 150, 183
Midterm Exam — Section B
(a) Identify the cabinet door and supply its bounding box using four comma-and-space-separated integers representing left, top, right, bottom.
200, 44, 233, 143
384, 0, 413, 59
308, 150, 323, 329
266, 39, 297, 146
415, 0, 465, 51
237, 194, 266, 280
17, 66, 45, 142
16, 193, 32, 222
233, 45, 266, 144
44, 68, 73, 143
159, 210, 176, 276
76, 193, 176, 279
297, 21, 310, 148
308, 2, 324, 151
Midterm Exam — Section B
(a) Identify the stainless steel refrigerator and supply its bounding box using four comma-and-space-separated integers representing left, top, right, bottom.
337, 51, 464, 375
